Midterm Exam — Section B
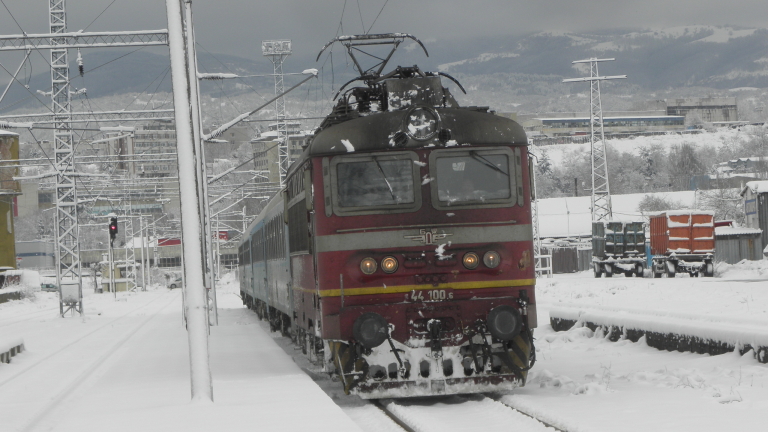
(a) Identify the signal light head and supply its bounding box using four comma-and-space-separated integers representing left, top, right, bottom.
360, 257, 377, 275
462, 252, 480, 269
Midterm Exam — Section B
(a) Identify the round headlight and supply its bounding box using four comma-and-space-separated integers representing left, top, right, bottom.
353, 312, 389, 349
360, 257, 377, 275
463, 252, 480, 269
381, 256, 398, 273
483, 251, 501, 268
405, 107, 438, 140
486, 305, 522, 341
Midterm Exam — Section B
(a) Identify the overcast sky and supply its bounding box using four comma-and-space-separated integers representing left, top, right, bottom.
2, 0, 768, 61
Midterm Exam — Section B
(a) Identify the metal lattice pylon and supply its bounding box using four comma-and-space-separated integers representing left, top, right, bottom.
122, 209, 137, 293
49, 0, 82, 299
263, 40, 292, 187
563, 58, 626, 222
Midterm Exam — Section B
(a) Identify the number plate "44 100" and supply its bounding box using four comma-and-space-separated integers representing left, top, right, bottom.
408, 289, 454, 302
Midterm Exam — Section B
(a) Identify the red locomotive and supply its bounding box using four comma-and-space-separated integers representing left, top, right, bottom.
237, 34, 536, 398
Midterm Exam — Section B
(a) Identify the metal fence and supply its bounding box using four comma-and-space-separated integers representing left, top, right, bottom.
715, 234, 764, 264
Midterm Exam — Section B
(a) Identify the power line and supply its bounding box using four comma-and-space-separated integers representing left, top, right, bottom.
83, 0, 120, 32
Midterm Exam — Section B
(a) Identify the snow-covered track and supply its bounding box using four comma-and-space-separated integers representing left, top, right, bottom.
0, 292, 179, 432
375, 394, 561, 432
549, 305, 768, 363
0, 307, 60, 328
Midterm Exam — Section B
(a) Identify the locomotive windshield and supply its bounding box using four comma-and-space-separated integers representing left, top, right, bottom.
431, 148, 517, 208
336, 157, 415, 208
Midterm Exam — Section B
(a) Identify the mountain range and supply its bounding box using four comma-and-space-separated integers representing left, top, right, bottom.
1, 26, 767, 115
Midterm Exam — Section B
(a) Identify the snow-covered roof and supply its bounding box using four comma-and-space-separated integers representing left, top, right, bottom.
715, 226, 762, 236
663, 209, 715, 216
0, 129, 19, 136
742, 180, 768, 195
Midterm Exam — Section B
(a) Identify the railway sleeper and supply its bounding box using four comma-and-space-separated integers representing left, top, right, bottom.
550, 317, 768, 364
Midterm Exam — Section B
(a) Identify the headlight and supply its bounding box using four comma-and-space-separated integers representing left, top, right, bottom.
486, 305, 522, 341
381, 256, 398, 273
483, 251, 501, 268
405, 107, 438, 140
463, 252, 480, 269
353, 313, 389, 349
360, 257, 377, 275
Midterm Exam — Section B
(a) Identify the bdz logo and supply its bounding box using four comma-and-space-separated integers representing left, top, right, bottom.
404, 229, 452, 245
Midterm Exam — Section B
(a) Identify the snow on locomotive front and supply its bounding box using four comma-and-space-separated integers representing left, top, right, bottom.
289, 35, 537, 398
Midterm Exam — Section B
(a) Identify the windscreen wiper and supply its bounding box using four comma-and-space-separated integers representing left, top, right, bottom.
469, 151, 509, 177
372, 155, 397, 201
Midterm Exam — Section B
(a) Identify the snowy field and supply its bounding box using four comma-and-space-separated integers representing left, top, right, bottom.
1, 263, 767, 431
539, 127, 761, 167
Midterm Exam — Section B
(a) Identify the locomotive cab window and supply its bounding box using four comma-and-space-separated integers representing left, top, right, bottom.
329, 151, 421, 216
429, 147, 518, 210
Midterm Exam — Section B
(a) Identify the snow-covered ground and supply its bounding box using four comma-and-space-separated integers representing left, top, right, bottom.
537, 190, 697, 237
540, 127, 762, 167
1, 265, 767, 431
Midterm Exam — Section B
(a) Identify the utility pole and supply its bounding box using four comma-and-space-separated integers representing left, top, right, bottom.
563, 58, 626, 222
262, 40, 292, 187
166, 0, 213, 402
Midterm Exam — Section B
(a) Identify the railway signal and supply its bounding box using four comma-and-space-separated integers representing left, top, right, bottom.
109, 217, 118, 246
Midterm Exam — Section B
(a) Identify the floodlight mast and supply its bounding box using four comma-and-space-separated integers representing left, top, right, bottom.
262, 40, 292, 187
563, 58, 626, 222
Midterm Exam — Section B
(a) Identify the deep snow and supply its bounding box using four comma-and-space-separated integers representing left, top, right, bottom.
1, 262, 766, 431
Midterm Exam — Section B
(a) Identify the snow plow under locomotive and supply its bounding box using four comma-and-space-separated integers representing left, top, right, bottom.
237, 34, 536, 398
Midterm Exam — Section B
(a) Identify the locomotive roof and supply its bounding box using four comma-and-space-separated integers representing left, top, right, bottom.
287, 106, 527, 176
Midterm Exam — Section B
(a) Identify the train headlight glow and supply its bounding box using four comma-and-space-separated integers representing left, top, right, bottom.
483, 251, 501, 268
486, 305, 522, 341
353, 312, 389, 349
462, 252, 480, 269
381, 256, 398, 273
360, 257, 377, 275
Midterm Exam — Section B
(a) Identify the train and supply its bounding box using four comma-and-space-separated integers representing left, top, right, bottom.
237, 33, 536, 398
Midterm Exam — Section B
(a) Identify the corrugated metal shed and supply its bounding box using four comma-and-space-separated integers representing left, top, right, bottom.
714, 226, 763, 264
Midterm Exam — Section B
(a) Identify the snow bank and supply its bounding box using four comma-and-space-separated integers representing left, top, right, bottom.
715, 259, 768, 279
550, 304, 768, 351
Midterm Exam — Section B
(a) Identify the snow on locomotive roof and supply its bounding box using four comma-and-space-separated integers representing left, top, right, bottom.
305, 107, 527, 157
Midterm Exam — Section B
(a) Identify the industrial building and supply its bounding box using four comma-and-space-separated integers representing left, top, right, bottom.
250, 122, 312, 185
665, 97, 738, 123
0, 130, 20, 269
513, 98, 739, 139
742, 181, 768, 252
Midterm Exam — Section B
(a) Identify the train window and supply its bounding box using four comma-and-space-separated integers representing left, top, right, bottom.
329, 151, 422, 216
288, 199, 310, 254
428, 147, 518, 210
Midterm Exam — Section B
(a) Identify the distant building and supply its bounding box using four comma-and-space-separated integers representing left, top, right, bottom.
665, 97, 738, 123
515, 110, 686, 137
250, 122, 312, 185
134, 120, 177, 178
15, 240, 55, 269
0, 130, 20, 269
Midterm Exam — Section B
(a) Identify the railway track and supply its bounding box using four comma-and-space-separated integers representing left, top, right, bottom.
0, 291, 179, 432
372, 394, 565, 432
265, 317, 571, 432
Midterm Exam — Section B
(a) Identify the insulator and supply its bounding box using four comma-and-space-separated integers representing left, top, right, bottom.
77, 49, 84, 77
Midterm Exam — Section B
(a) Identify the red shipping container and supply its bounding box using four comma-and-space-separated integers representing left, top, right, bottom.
650, 211, 715, 256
